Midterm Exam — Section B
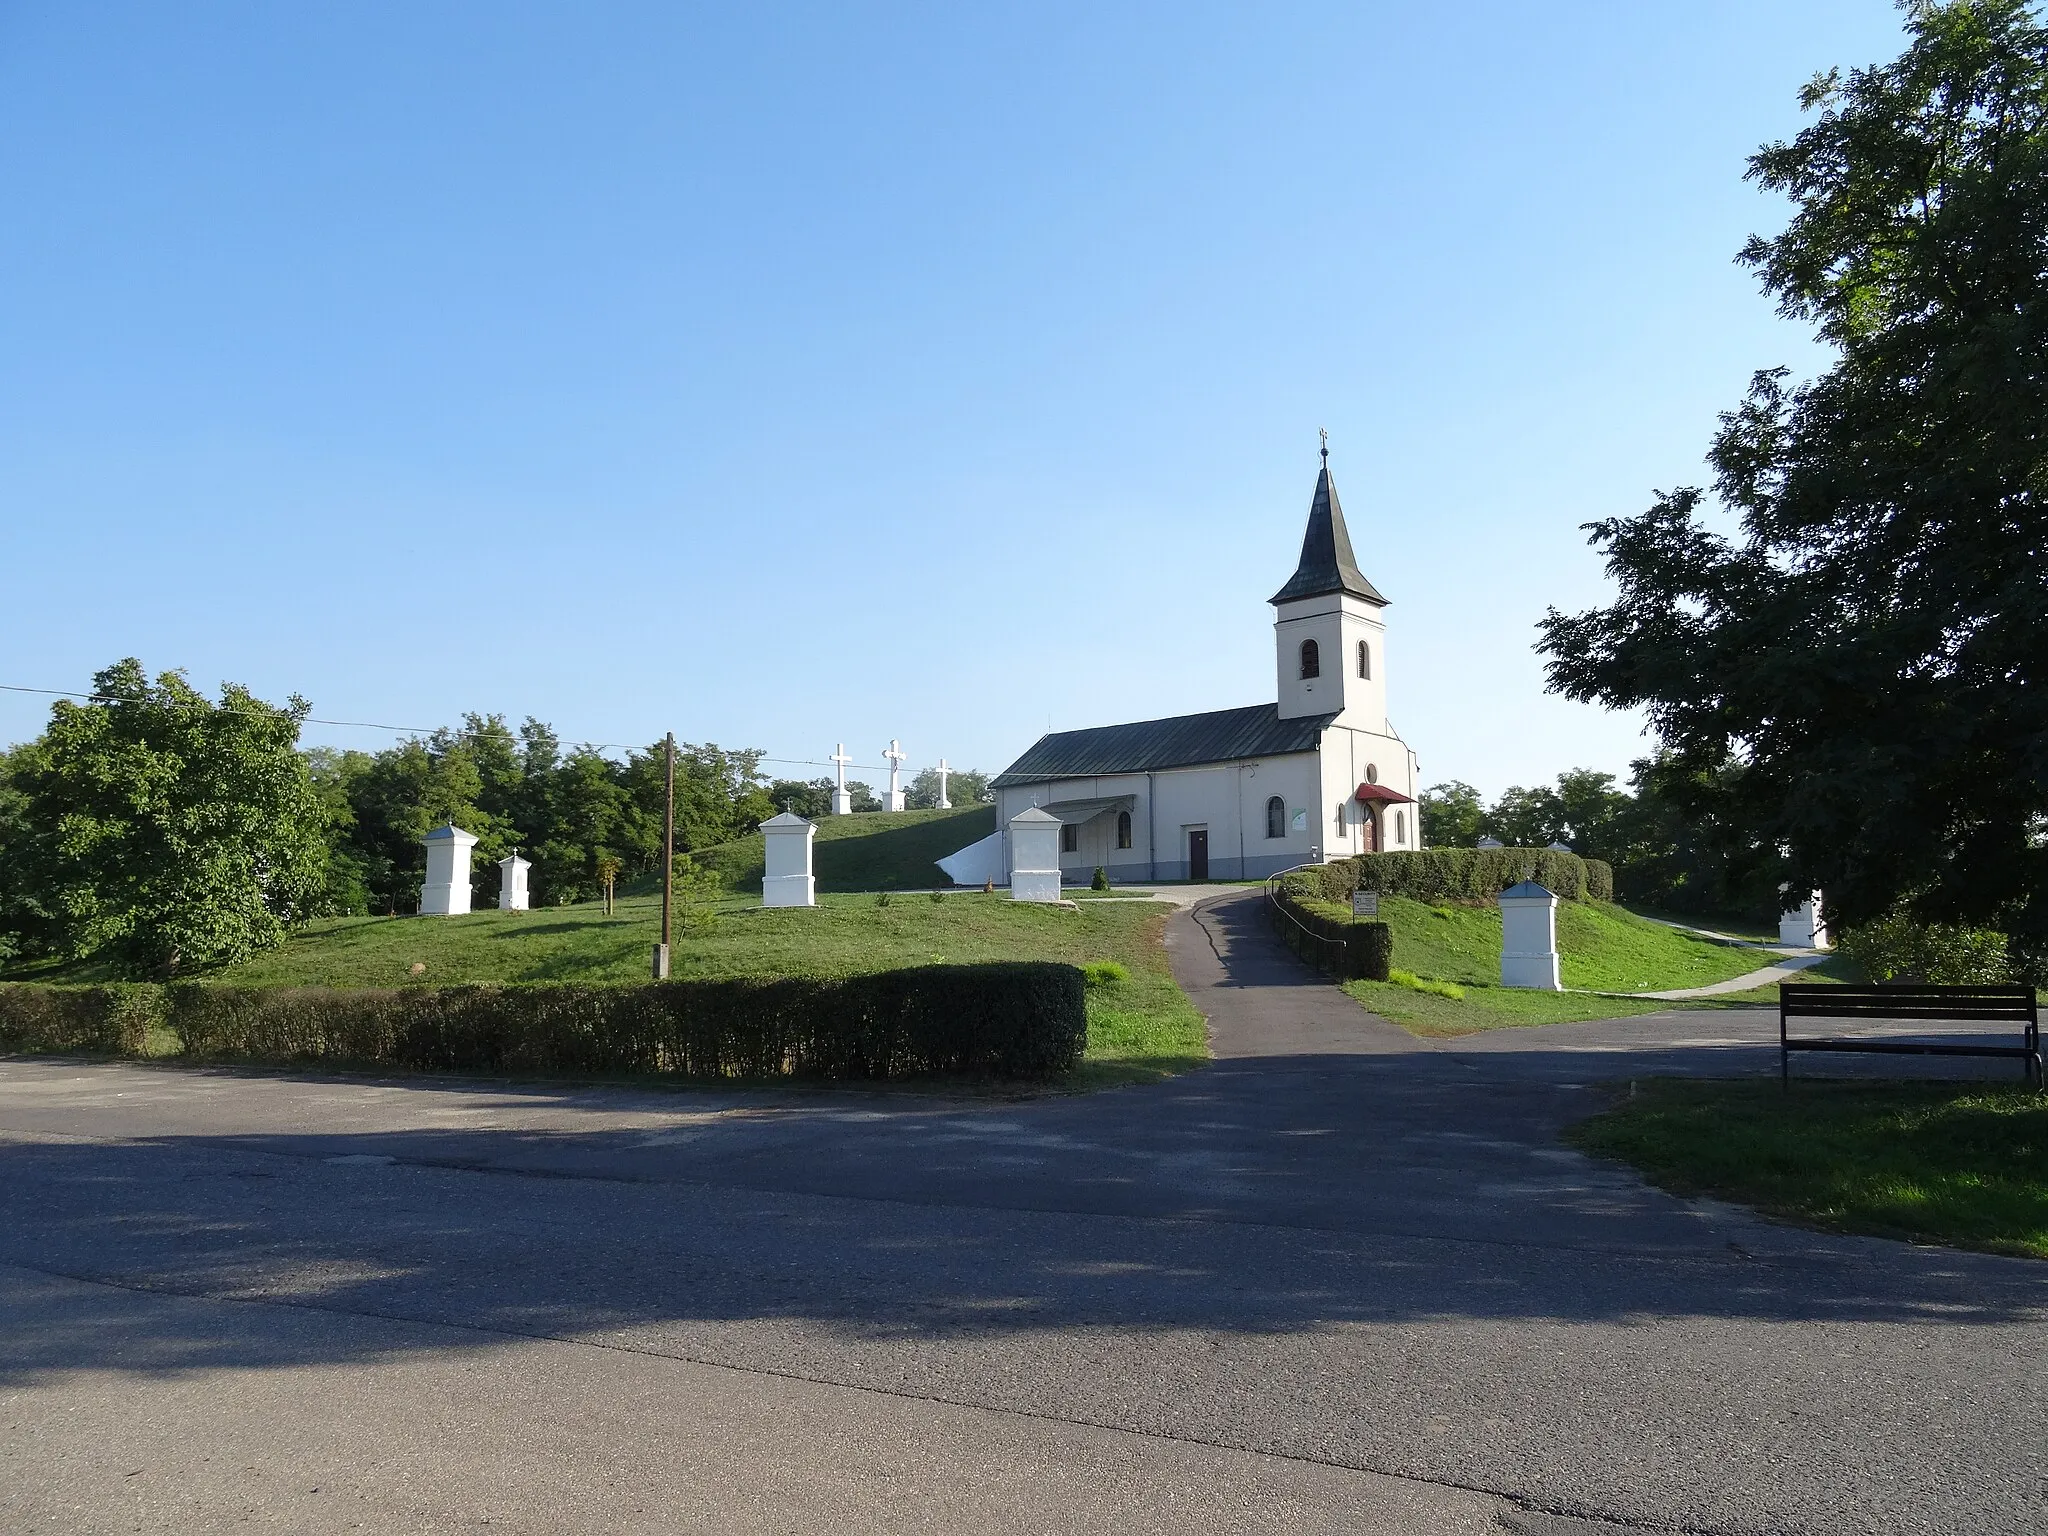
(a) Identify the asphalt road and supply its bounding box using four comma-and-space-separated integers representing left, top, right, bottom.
3, 890, 2043, 1534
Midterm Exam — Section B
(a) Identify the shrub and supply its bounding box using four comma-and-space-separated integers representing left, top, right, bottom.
1091, 866, 1109, 892
1, 963, 1087, 1081
1080, 960, 1129, 988
1266, 889, 1391, 980
1836, 912, 2012, 985
1585, 859, 1615, 902
1297, 847, 1596, 905
0, 984, 164, 1054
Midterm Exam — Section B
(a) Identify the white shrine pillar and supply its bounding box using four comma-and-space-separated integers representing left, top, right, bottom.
1499, 879, 1562, 990
883, 740, 907, 812
497, 852, 530, 912
936, 758, 952, 810
1779, 893, 1829, 950
830, 743, 853, 816
420, 824, 479, 916
761, 812, 817, 907
1008, 808, 1063, 903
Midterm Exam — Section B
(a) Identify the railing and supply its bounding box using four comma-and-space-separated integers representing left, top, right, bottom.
1264, 865, 1360, 977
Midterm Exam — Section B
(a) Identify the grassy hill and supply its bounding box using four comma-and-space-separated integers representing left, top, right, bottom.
1328, 893, 1852, 1036
678, 805, 997, 894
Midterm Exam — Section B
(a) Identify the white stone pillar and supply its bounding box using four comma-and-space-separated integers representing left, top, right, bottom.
883, 740, 907, 812
761, 812, 817, 907
420, 824, 479, 916
936, 758, 951, 810
1779, 894, 1828, 949
830, 744, 853, 816
498, 853, 530, 911
1008, 808, 1063, 903
1499, 879, 1561, 990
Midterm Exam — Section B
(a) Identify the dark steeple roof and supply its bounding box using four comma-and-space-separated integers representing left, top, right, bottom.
1268, 452, 1387, 607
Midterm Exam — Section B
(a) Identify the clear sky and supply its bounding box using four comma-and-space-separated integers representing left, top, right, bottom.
0, 2, 1908, 797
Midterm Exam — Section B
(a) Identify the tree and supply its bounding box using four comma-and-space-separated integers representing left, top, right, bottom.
0, 659, 328, 975
1539, 2, 2048, 965
844, 780, 882, 813
1553, 768, 1632, 858
905, 766, 993, 809
769, 778, 834, 818
1482, 784, 1567, 849
1419, 781, 1485, 847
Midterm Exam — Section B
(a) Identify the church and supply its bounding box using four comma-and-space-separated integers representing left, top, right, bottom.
946, 447, 1421, 886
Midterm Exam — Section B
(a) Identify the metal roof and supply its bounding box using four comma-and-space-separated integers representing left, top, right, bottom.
1270, 459, 1387, 607
993, 703, 1336, 788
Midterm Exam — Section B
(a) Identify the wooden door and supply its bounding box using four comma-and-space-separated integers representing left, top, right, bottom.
1362, 808, 1379, 853
1188, 829, 1209, 881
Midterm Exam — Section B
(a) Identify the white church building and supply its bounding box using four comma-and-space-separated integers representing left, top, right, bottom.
971, 449, 1421, 884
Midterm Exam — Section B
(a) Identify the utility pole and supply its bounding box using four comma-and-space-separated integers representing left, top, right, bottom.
654, 731, 674, 979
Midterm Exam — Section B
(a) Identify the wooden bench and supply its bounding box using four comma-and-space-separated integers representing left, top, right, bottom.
1779, 984, 2041, 1087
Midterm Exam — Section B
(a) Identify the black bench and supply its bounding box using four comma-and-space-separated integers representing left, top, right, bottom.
1779, 984, 2041, 1087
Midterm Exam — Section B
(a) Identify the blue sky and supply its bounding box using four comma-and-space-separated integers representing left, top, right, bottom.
0, 2, 1907, 797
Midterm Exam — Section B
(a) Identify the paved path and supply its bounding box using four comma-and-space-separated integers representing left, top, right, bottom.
2, 890, 2044, 1534
1630, 950, 1831, 999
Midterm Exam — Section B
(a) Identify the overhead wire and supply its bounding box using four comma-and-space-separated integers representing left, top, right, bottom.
0, 682, 938, 774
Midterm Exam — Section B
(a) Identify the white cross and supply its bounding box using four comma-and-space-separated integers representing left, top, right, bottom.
830, 742, 852, 793
883, 739, 907, 808
936, 758, 951, 810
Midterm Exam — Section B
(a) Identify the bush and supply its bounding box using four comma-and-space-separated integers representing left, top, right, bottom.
1266, 889, 1392, 980
1836, 912, 2012, 985
1585, 859, 1615, 902
1, 963, 1088, 1082
1091, 866, 1109, 892
0, 984, 164, 1054
1298, 847, 1597, 905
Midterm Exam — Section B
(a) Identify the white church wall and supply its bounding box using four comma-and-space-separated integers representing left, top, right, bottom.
1316, 724, 1420, 858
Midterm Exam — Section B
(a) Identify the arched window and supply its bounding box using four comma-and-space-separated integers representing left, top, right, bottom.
1116, 810, 1132, 850
1266, 796, 1286, 839
1357, 640, 1371, 679
1299, 639, 1320, 679
1395, 810, 1406, 846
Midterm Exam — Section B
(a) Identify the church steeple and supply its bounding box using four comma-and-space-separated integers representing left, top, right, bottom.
1269, 445, 1387, 608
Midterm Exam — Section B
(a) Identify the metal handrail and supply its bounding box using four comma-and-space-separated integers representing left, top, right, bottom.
1263, 864, 1350, 957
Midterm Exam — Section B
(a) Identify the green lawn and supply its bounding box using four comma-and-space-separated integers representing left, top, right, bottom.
1568, 1078, 2048, 1260
684, 805, 996, 893
1324, 894, 1850, 1036
213, 890, 1204, 1088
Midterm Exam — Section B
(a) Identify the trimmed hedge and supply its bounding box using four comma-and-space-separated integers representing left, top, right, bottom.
1266, 888, 1392, 981
0, 984, 163, 1055
1297, 848, 1610, 905
0, 962, 1087, 1082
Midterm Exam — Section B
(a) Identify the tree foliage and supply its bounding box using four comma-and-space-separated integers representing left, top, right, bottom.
0, 660, 328, 976
1539, 1, 2048, 960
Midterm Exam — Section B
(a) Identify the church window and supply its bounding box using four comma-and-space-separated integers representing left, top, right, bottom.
1060, 823, 1078, 854
1358, 640, 1371, 679
1265, 796, 1286, 839
1396, 810, 1406, 845
1116, 810, 1132, 850
1299, 639, 1320, 679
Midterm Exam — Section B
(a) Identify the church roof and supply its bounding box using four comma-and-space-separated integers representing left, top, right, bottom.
1269, 460, 1387, 607
992, 703, 1338, 788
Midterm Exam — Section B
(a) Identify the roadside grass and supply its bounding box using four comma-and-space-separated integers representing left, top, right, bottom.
1567, 1077, 2048, 1260
198, 891, 1204, 1088
679, 806, 996, 894
1621, 906, 1782, 946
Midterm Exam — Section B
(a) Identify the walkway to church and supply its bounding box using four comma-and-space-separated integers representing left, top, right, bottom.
2, 892, 2044, 1534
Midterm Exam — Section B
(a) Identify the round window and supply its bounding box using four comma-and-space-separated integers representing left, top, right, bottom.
1365, 763, 1379, 784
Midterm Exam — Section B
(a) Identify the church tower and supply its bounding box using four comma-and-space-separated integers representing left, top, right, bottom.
1271, 445, 1389, 730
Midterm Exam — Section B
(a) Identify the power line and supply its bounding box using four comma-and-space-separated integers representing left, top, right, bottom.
0, 682, 948, 775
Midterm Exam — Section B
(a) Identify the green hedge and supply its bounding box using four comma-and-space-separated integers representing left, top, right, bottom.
1266, 889, 1392, 981
0, 984, 164, 1055
1295, 848, 1609, 905
0, 962, 1086, 1081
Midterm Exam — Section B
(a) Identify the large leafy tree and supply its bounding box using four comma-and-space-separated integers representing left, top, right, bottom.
1540, 1, 2048, 960
3, 659, 328, 975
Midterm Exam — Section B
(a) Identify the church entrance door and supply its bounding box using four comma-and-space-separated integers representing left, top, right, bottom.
1187, 829, 1209, 881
